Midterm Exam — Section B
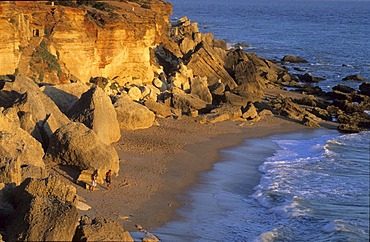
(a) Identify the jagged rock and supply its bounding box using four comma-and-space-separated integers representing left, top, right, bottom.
277, 98, 309, 121
302, 115, 320, 127
73, 216, 133, 242
329, 90, 352, 101
210, 104, 242, 121
114, 96, 156, 130
41, 83, 90, 114
144, 99, 172, 118
187, 42, 237, 90
213, 39, 227, 50
359, 82, 370, 96
242, 102, 258, 120
46, 122, 120, 177
67, 86, 121, 145
209, 80, 225, 96
259, 109, 274, 117
311, 107, 331, 121
180, 36, 198, 55
342, 74, 366, 81
0, 75, 70, 146
171, 92, 208, 114
6, 176, 78, 242
190, 76, 212, 104
224, 91, 249, 106
0, 112, 46, 185
204, 112, 230, 124
332, 100, 361, 114
281, 55, 308, 63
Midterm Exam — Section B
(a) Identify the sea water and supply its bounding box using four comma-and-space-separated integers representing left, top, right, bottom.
153, 130, 369, 241
152, 0, 370, 241
168, 0, 370, 92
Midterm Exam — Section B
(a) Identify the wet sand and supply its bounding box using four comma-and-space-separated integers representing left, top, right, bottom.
52, 115, 331, 233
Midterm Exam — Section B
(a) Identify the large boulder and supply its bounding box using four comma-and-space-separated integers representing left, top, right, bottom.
0, 75, 70, 146
171, 92, 208, 114
187, 42, 237, 90
41, 83, 90, 114
6, 176, 78, 242
359, 82, 370, 96
114, 96, 156, 130
46, 122, 120, 177
73, 216, 133, 242
144, 99, 172, 118
0, 112, 46, 185
190, 75, 212, 104
67, 86, 121, 145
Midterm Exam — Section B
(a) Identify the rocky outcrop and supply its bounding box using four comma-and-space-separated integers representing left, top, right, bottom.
73, 216, 133, 242
41, 82, 90, 114
0, 112, 46, 185
5, 176, 78, 242
46, 122, 120, 177
114, 95, 156, 130
67, 86, 120, 145
0, 75, 70, 147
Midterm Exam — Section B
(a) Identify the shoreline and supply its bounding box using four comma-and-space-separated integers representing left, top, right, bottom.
58, 116, 338, 233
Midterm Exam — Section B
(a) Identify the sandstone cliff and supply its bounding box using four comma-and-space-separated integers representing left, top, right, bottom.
0, 0, 172, 84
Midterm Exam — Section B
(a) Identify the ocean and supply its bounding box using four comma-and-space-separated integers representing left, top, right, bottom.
152, 0, 370, 241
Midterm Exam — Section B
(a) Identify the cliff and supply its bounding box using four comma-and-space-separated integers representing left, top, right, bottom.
0, 0, 172, 84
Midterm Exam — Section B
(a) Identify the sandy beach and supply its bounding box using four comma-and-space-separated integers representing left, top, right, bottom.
49, 115, 329, 234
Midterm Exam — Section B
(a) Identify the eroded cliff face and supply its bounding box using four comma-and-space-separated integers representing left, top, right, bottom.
0, 1, 172, 84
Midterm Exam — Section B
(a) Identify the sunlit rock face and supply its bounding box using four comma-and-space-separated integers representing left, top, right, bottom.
0, 1, 172, 83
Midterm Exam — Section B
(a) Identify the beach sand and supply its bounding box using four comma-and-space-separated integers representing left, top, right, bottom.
51, 115, 332, 233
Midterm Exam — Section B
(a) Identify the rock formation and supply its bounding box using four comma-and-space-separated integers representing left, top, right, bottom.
67, 86, 121, 145
46, 122, 120, 178
5, 176, 78, 241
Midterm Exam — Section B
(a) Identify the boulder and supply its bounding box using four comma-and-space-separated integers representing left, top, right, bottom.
242, 102, 258, 120
46, 122, 120, 177
67, 86, 121, 145
210, 104, 242, 121
187, 42, 237, 90
332, 84, 356, 94
190, 76, 212, 104
114, 96, 156, 130
171, 92, 208, 114
0, 112, 46, 185
297, 73, 324, 83
224, 91, 249, 106
281, 55, 308, 63
0, 75, 70, 146
73, 216, 133, 242
41, 83, 90, 114
359, 82, 370, 96
6, 176, 78, 242
144, 99, 172, 118
342, 74, 366, 81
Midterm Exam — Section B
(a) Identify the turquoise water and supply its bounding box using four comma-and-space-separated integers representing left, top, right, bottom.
151, 0, 370, 241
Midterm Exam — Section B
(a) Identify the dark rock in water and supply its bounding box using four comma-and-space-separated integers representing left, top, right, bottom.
297, 73, 324, 83
342, 74, 366, 81
359, 82, 370, 96
281, 55, 308, 63
293, 67, 306, 72
332, 84, 356, 94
